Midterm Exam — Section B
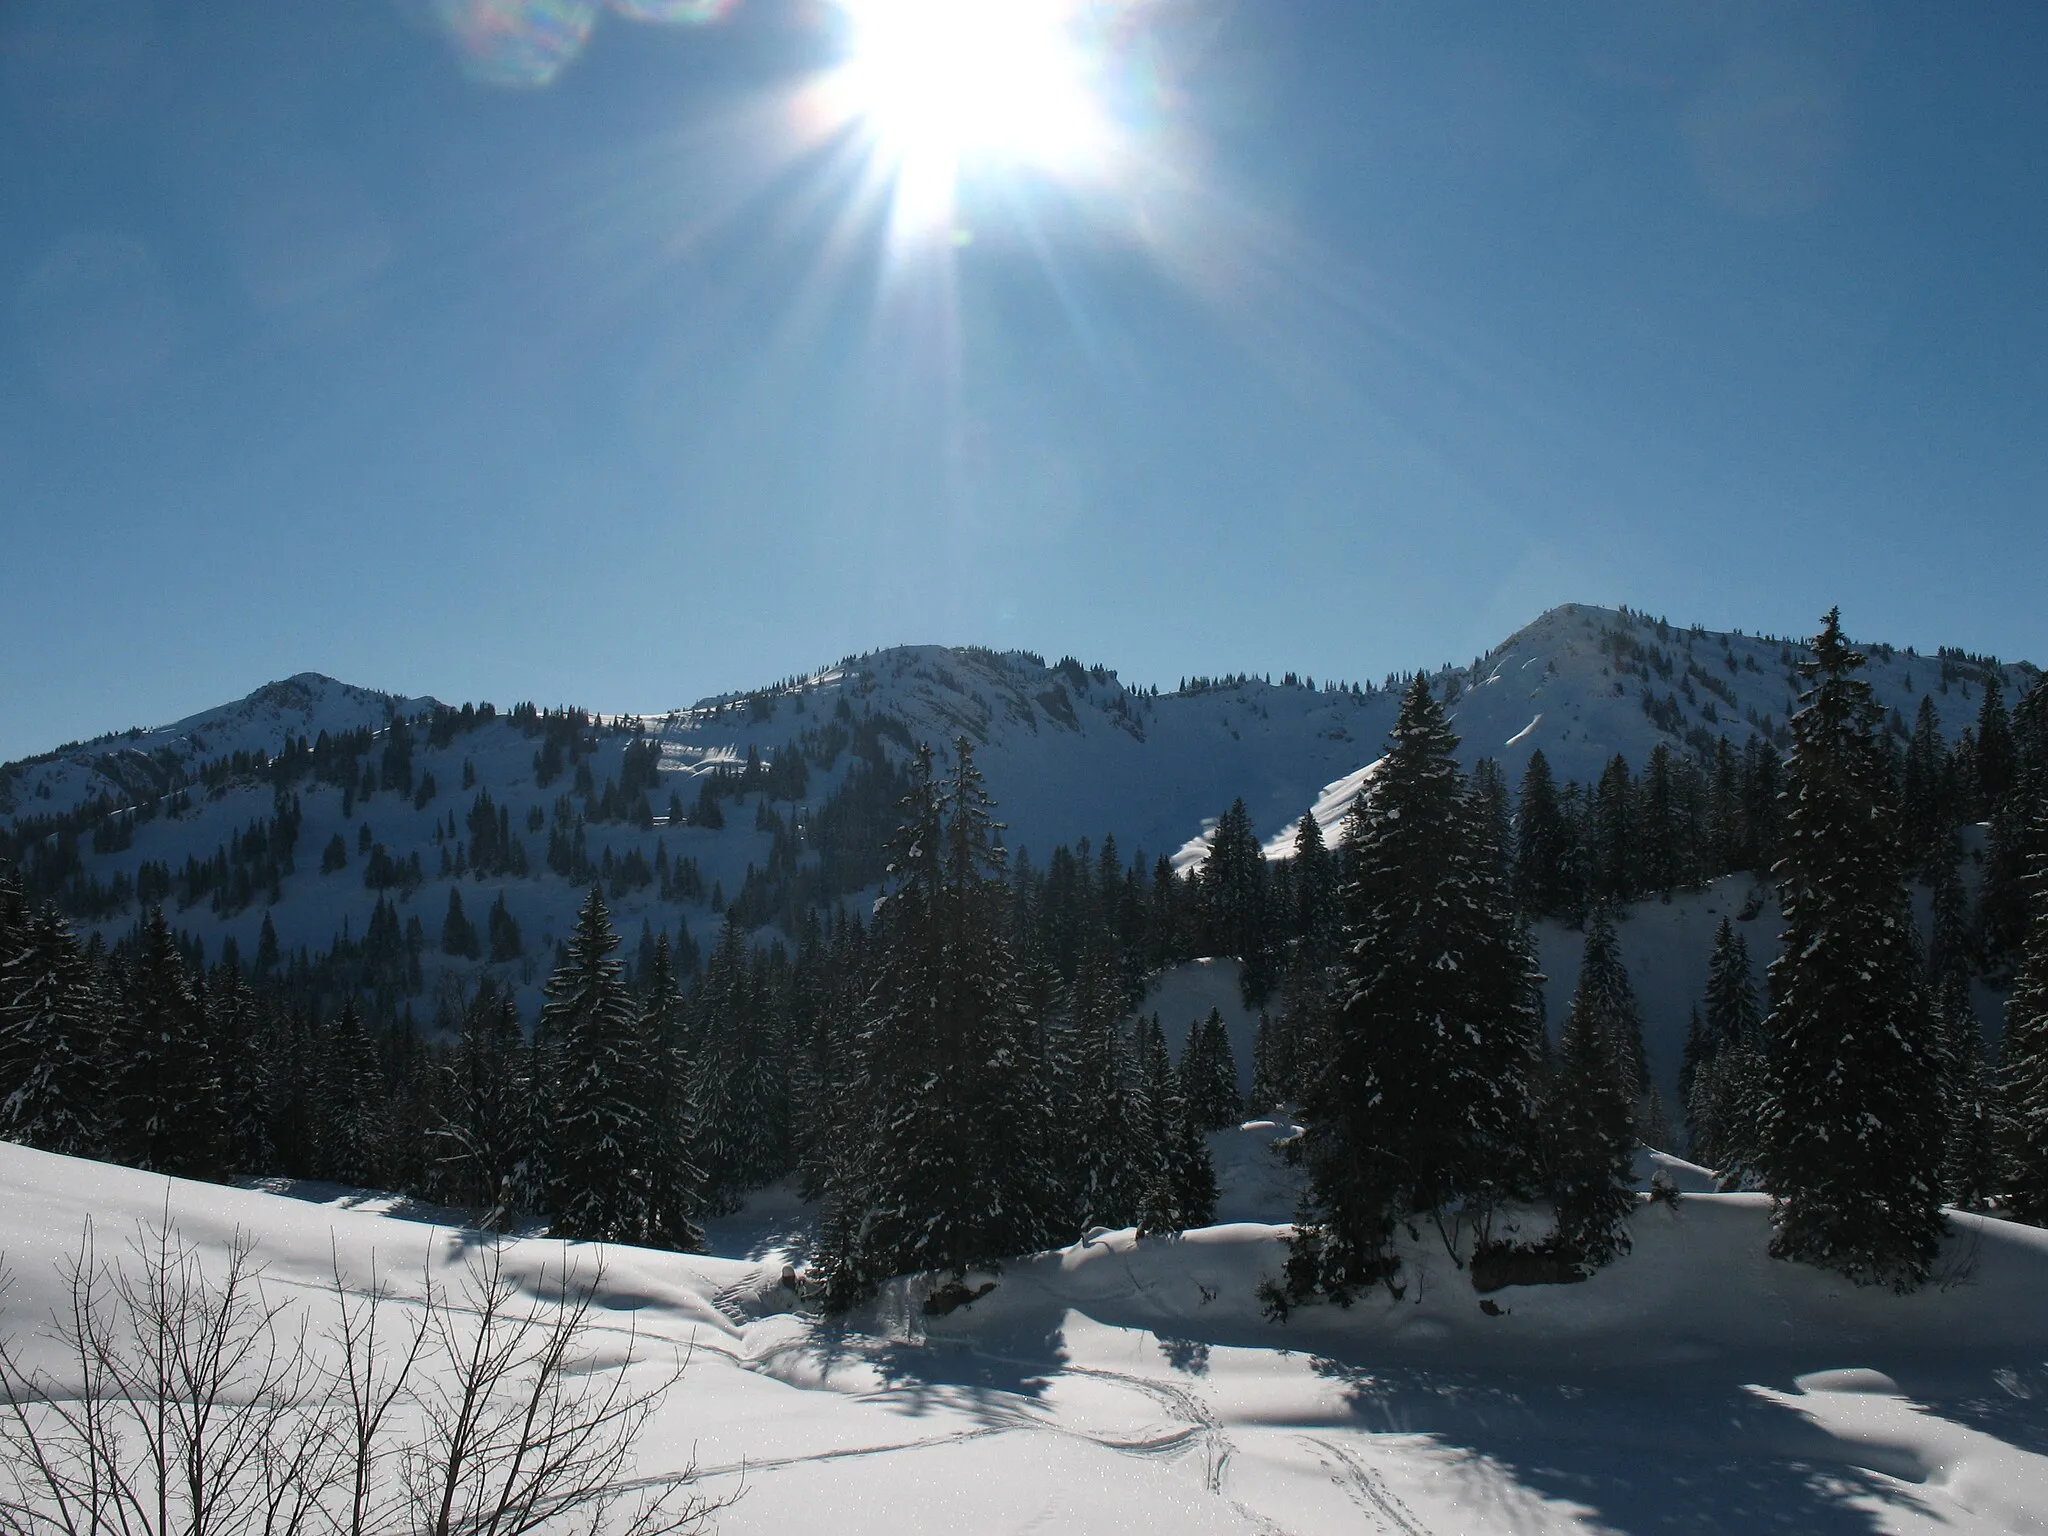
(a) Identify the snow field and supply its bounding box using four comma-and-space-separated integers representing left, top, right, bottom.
5, 1132, 2048, 1533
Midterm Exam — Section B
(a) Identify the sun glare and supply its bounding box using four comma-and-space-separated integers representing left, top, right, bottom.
834, 0, 1109, 230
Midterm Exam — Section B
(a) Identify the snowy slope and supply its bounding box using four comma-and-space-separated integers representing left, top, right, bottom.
6, 1134, 2048, 1534
0, 673, 434, 820
3, 607, 2037, 1015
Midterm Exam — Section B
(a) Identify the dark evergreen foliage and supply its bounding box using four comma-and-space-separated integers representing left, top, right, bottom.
819, 740, 1061, 1303
1545, 926, 1639, 1268
2002, 842, 2048, 1222
1281, 677, 1541, 1304
1178, 1007, 1242, 1131
538, 887, 654, 1242
1761, 610, 1947, 1290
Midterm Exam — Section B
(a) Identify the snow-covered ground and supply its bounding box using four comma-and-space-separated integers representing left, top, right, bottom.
8, 604, 2034, 1026
5, 1134, 2046, 1534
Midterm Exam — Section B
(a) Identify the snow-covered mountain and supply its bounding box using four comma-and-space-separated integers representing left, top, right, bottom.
2, 604, 2036, 1022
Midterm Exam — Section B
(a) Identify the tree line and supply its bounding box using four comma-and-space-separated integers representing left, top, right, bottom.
4, 609, 2047, 1305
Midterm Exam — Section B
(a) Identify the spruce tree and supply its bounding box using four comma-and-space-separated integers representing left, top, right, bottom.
539, 886, 651, 1242
1200, 798, 1270, 999
1248, 1011, 1288, 1113
109, 908, 225, 1178
1569, 907, 1648, 1106
635, 934, 703, 1251
1289, 810, 1341, 966
1980, 679, 2048, 974
317, 1000, 387, 1187
1135, 1014, 1216, 1235
1178, 1007, 1243, 1131
1282, 677, 1541, 1303
1900, 697, 1949, 873
1592, 756, 1637, 905
1545, 948, 1638, 1269
1686, 918, 1766, 1177
1052, 948, 1148, 1232
687, 916, 785, 1214
1511, 749, 1570, 919
439, 980, 531, 1219
207, 962, 271, 1172
2001, 842, 2048, 1223
1761, 610, 1946, 1290
820, 740, 1059, 1300
0, 904, 103, 1158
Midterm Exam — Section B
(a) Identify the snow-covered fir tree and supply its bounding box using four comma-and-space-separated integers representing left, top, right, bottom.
0, 904, 102, 1158
820, 739, 1060, 1303
1051, 947, 1148, 1231
1280, 676, 1541, 1305
635, 933, 704, 1251
437, 979, 532, 1220
539, 886, 654, 1242
1545, 927, 1639, 1269
1178, 1007, 1242, 1131
1569, 906, 1647, 1105
1134, 1014, 1216, 1236
687, 915, 786, 1215
1761, 609, 1947, 1291
318, 1000, 387, 1187
1685, 917, 1768, 1182
2002, 842, 2048, 1222
109, 907, 224, 1179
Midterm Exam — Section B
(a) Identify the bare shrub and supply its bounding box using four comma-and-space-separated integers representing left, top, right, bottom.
0, 1216, 734, 1536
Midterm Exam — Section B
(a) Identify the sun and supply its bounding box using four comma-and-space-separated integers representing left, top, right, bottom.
832, 0, 1110, 228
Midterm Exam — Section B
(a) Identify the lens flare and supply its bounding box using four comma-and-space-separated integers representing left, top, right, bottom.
830, 0, 1112, 234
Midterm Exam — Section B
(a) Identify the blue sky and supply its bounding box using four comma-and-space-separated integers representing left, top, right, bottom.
3, 0, 2044, 763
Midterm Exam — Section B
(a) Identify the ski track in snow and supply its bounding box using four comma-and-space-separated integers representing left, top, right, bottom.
1300, 1435, 1432, 1536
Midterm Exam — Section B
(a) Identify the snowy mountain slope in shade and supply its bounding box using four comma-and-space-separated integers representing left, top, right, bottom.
0, 673, 436, 819
7, 1137, 2048, 1534
5, 606, 2037, 1020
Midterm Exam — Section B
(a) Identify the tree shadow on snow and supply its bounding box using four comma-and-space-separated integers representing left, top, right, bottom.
789, 1321, 1069, 1432
1309, 1358, 1940, 1536
1886, 1356, 2048, 1460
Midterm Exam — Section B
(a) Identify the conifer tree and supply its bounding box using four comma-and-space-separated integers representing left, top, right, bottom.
1900, 697, 1950, 873
207, 961, 270, 1172
1976, 675, 2017, 812
1762, 610, 1946, 1290
1980, 679, 2048, 974
487, 893, 523, 963
0, 904, 103, 1157
539, 886, 650, 1241
1178, 1007, 1243, 1131
1135, 1014, 1216, 1235
434, 981, 528, 1218
2001, 843, 2048, 1223
687, 917, 785, 1214
635, 934, 704, 1250
1200, 798, 1270, 1000
1686, 918, 1767, 1177
1288, 810, 1341, 965
1592, 756, 1637, 904
1248, 1011, 1289, 1113
1545, 942, 1638, 1269
1281, 678, 1541, 1303
1511, 749, 1570, 919
1570, 907, 1648, 1106
1052, 948, 1148, 1231
441, 887, 481, 959
820, 740, 1059, 1301
109, 908, 225, 1178
317, 1000, 386, 1187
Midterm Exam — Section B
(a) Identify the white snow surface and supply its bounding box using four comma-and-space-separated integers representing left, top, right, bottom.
6, 1136, 2048, 1534
6, 605, 2038, 1023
